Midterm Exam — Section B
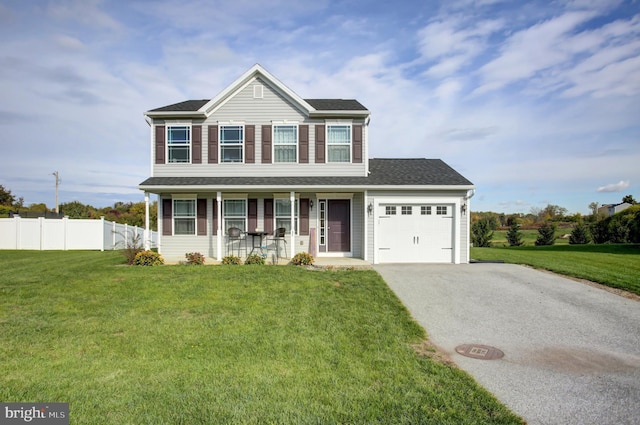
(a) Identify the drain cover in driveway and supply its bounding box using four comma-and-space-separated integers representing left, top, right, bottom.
455, 344, 504, 360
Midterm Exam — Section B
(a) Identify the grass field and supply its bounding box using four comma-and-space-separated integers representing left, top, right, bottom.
490, 228, 571, 246
471, 244, 640, 296
0, 251, 522, 424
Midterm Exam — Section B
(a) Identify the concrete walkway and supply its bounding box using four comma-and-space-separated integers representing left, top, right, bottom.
375, 263, 640, 425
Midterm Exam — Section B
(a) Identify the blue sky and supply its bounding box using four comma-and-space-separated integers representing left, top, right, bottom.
1, 0, 638, 214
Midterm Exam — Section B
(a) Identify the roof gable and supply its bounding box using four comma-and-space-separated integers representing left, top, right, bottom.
200, 64, 314, 117
145, 64, 370, 119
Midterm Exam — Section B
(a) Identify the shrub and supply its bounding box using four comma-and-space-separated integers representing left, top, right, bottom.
471, 219, 494, 247
569, 222, 591, 244
590, 219, 610, 244
244, 254, 265, 265
505, 223, 524, 247
221, 255, 242, 265
133, 250, 164, 266
535, 222, 557, 246
291, 252, 314, 266
119, 232, 143, 265
185, 252, 205, 265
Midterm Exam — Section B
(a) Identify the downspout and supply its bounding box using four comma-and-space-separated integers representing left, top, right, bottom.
464, 189, 475, 263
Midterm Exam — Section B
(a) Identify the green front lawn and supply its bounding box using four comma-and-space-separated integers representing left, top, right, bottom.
471, 244, 640, 295
0, 251, 521, 424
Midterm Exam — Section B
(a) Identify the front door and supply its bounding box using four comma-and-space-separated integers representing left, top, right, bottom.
327, 200, 350, 252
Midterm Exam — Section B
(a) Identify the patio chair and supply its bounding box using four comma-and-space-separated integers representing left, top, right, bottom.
226, 227, 244, 257
269, 227, 288, 260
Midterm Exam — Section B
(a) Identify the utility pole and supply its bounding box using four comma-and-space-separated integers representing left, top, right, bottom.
52, 171, 61, 214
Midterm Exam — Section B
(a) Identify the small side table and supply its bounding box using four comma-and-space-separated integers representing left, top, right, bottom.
246, 231, 269, 256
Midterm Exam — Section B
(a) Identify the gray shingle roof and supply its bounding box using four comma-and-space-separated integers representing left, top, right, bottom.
148, 98, 369, 113
304, 99, 368, 111
148, 100, 209, 112
139, 159, 473, 188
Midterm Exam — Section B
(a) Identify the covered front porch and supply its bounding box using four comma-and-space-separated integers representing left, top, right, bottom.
140, 189, 367, 263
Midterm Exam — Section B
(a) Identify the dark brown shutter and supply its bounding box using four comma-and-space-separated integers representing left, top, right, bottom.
162, 198, 172, 236
264, 199, 274, 234
155, 126, 165, 164
300, 198, 310, 236
352, 125, 362, 163
212, 199, 218, 236
248, 198, 258, 231
245, 125, 255, 163
197, 199, 207, 236
192, 125, 202, 164
261, 125, 272, 163
208, 125, 218, 163
315, 125, 325, 163
299, 125, 309, 163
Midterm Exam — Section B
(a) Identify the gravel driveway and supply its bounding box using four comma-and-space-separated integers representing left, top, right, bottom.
375, 263, 640, 425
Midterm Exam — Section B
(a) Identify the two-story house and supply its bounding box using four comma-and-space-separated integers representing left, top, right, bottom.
139, 64, 475, 264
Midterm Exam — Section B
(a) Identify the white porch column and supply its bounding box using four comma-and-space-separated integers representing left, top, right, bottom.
363, 190, 368, 263
144, 192, 150, 250
216, 191, 222, 261
290, 191, 295, 258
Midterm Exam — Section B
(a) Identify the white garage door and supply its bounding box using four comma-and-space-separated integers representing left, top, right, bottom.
377, 204, 453, 263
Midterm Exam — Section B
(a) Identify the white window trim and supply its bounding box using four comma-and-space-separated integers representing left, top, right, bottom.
326, 122, 352, 164
274, 197, 300, 236
222, 198, 248, 234
172, 197, 196, 236
166, 124, 192, 164
272, 124, 299, 164
219, 124, 245, 164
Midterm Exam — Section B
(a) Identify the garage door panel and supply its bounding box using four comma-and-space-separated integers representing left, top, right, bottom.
377, 204, 454, 263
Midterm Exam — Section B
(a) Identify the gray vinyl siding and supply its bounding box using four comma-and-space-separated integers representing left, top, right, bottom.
152, 78, 367, 178
161, 236, 213, 261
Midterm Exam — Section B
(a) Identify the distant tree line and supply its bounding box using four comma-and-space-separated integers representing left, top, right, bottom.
0, 184, 157, 231
471, 196, 639, 247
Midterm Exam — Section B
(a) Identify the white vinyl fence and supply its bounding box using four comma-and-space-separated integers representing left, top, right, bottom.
0, 216, 157, 251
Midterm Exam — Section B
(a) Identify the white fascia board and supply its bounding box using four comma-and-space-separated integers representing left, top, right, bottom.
309, 110, 370, 118
200, 64, 315, 117
139, 184, 475, 193
144, 111, 207, 119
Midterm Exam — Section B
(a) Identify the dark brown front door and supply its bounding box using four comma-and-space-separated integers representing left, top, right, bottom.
327, 200, 350, 252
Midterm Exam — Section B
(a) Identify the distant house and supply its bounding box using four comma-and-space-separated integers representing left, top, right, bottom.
138, 64, 475, 263
598, 202, 632, 217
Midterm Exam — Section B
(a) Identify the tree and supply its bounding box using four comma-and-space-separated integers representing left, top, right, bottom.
569, 221, 590, 244
59, 201, 97, 219
471, 218, 494, 247
535, 222, 556, 246
0, 185, 16, 206
622, 195, 637, 205
506, 222, 524, 246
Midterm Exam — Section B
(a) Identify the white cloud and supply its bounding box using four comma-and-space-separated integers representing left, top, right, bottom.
597, 180, 630, 193
476, 11, 597, 93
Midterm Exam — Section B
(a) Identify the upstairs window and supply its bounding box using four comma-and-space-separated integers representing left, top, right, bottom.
220, 125, 244, 163
167, 126, 191, 163
273, 125, 297, 163
327, 125, 351, 162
